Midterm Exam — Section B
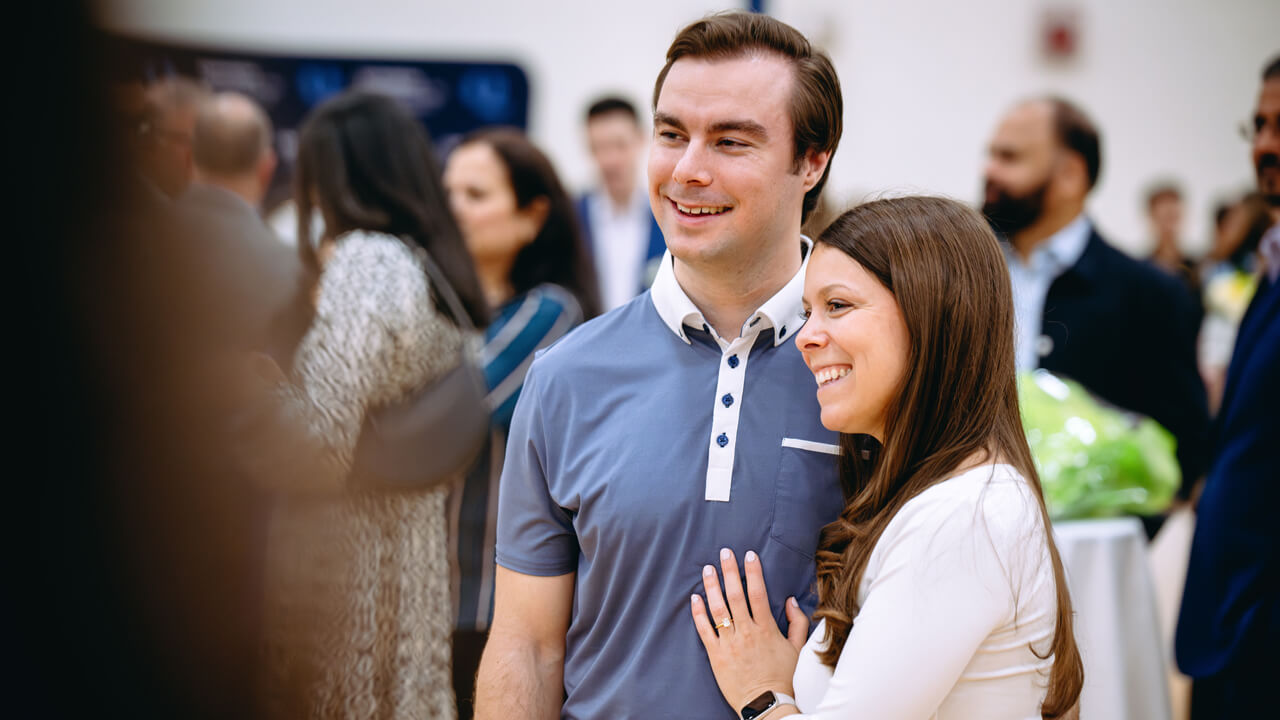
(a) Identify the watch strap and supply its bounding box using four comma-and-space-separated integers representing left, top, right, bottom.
740, 690, 797, 719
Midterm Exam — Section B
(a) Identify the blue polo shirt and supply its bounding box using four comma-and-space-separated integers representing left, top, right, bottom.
495, 241, 843, 719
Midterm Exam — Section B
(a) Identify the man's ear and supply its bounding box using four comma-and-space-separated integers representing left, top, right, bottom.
800, 149, 831, 193
1055, 150, 1089, 198
257, 148, 278, 197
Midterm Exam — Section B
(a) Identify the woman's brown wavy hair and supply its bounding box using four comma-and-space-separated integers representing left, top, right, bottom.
810, 196, 1083, 718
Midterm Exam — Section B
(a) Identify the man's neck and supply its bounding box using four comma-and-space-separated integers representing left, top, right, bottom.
673, 240, 803, 340
474, 257, 516, 309
1152, 233, 1182, 264
1010, 200, 1085, 261
195, 172, 262, 210
605, 182, 636, 213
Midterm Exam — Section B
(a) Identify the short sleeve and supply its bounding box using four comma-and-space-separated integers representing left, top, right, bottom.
494, 359, 579, 576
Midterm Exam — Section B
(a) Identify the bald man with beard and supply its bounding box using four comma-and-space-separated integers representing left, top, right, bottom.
981, 96, 1209, 516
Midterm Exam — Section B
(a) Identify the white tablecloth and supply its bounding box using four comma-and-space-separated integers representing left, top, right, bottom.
1054, 517, 1172, 720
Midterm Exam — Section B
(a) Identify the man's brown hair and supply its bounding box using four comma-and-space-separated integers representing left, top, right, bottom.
652, 11, 843, 223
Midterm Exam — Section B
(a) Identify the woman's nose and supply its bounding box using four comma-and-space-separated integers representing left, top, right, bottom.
795, 316, 826, 352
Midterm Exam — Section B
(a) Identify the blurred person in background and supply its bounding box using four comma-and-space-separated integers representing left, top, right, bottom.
576, 96, 665, 311
258, 90, 487, 720
442, 127, 599, 718
475, 12, 843, 719
1176, 54, 1279, 719
133, 75, 208, 200
982, 96, 1209, 515
178, 91, 306, 370
1197, 192, 1273, 412
1144, 181, 1197, 290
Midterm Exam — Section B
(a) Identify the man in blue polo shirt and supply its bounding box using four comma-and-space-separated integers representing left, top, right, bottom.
475, 12, 845, 719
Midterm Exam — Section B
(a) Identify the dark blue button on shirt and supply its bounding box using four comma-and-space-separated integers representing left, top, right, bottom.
728, 354, 740, 368
722, 393, 734, 407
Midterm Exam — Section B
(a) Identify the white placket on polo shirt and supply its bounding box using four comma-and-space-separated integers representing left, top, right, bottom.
649, 239, 813, 503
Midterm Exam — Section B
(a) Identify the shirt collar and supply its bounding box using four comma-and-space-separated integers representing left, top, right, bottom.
1000, 213, 1091, 274
650, 236, 813, 348
1040, 213, 1092, 271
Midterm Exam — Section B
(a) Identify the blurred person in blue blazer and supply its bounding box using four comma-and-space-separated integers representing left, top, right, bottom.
576, 96, 665, 312
1176, 54, 1280, 719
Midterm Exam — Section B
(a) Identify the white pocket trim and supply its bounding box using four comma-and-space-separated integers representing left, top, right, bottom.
780, 438, 841, 456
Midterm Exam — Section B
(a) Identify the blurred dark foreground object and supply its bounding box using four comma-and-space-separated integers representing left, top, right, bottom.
17, 6, 304, 716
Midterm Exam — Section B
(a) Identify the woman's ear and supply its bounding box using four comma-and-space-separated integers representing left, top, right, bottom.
517, 196, 551, 246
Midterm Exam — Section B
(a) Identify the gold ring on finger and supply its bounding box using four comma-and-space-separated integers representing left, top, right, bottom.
715, 617, 733, 630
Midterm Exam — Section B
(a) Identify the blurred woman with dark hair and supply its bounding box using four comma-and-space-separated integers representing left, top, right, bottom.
261, 90, 485, 720
442, 128, 598, 717
445, 127, 600, 425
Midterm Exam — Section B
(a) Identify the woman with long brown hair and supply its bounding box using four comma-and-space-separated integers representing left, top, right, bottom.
690, 196, 1082, 718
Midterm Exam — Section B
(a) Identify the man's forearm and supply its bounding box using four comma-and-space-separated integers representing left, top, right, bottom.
474, 633, 564, 720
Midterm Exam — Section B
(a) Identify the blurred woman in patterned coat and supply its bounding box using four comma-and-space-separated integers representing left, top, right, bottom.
260, 90, 487, 719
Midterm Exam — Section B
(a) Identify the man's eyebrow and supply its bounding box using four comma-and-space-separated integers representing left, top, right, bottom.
653, 112, 686, 132
651, 114, 769, 140
709, 119, 769, 140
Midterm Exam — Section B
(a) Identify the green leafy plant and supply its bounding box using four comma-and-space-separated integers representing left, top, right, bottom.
1018, 370, 1179, 520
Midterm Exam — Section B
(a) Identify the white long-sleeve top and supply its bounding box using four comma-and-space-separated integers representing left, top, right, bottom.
792, 464, 1058, 719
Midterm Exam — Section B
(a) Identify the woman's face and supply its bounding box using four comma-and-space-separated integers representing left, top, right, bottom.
796, 243, 910, 440
443, 142, 540, 264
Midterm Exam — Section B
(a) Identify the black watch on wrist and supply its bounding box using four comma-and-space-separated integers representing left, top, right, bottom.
740, 690, 796, 719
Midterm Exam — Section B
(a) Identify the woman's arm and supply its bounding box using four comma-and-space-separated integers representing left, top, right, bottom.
260, 234, 459, 493
799, 482, 1038, 718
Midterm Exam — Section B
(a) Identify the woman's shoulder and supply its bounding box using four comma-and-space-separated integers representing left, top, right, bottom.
526, 283, 583, 320
330, 230, 414, 265
888, 464, 1044, 546
316, 231, 428, 314
493, 284, 583, 332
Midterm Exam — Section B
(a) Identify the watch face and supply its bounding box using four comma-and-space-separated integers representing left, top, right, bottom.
741, 691, 777, 720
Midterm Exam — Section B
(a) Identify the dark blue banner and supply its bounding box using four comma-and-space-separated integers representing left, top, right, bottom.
107, 35, 530, 211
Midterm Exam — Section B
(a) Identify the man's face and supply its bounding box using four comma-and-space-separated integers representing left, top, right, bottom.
981, 102, 1058, 237
1149, 195, 1183, 240
143, 105, 197, 198
587, 112, 643, 200
649, 54, 819, 268
1253, 77, 1280, 206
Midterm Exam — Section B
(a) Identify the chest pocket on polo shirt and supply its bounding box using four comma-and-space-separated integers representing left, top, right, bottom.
772, 438, 844, 558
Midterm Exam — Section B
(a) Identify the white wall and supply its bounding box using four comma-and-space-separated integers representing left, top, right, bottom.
100, 0, 1279, 255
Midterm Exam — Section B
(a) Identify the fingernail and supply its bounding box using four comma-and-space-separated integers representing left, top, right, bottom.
691, 594, 699, 606
745, 550, 758, 563
720, 547, 731, 560
703, 565, 714, 577
788, 596, 799, 608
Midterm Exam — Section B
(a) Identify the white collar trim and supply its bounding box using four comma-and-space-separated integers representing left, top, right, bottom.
650, 236, 813, 348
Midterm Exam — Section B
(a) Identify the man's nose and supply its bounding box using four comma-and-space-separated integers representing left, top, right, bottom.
672, 143, 712, 186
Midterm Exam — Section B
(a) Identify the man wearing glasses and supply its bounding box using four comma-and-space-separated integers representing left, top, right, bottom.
134, 76, 208, 200
1176, 54, 1279, 719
